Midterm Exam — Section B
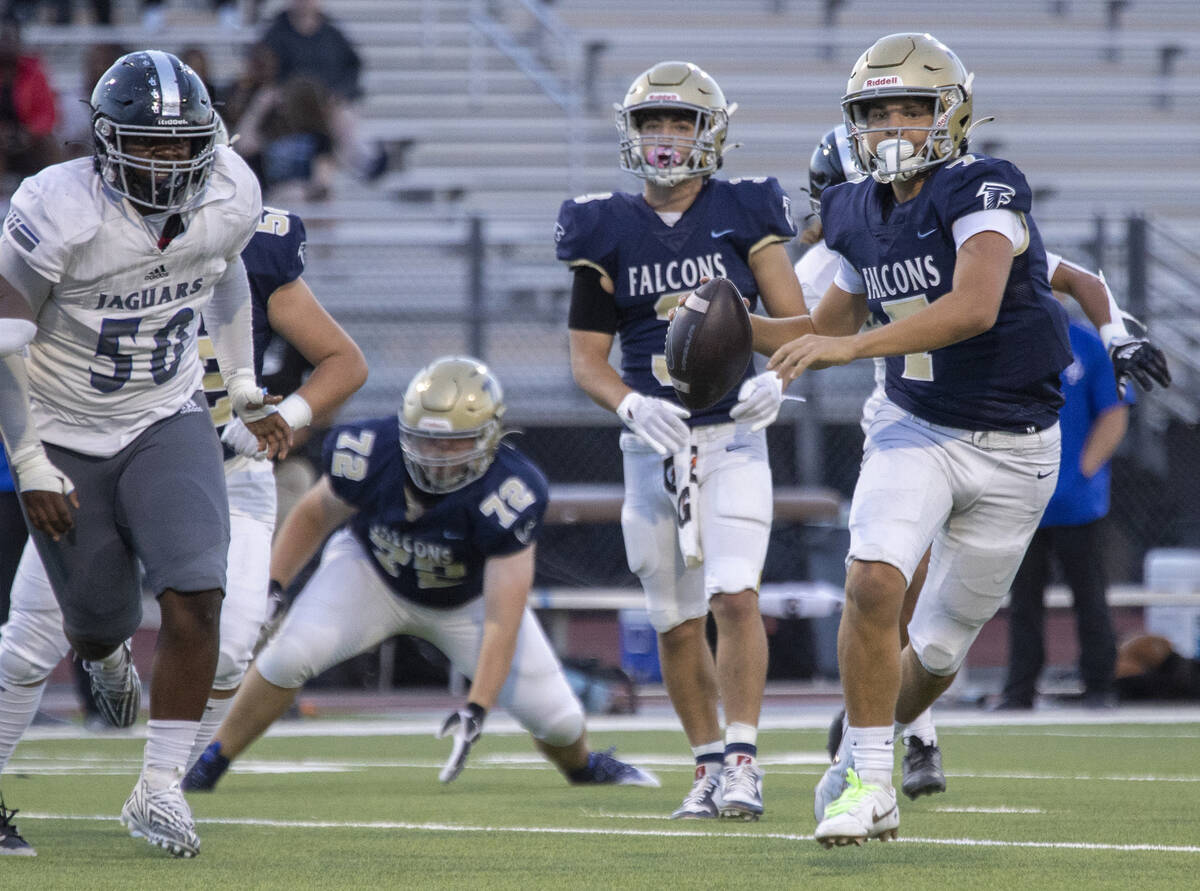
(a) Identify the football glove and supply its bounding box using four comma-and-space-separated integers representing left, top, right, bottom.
436, 702, 486, 783
729, 371, 785, 432
224, 369, 275, 422
1109, 335, 1171, 398
616, 392, 690, 456
220, 417, 267, 459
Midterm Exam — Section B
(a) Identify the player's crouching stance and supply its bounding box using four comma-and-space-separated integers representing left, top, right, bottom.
185, 357, 658, 791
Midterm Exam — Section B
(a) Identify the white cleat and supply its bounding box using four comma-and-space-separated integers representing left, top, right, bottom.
814, 768, 899, 848
121, 769, 200, 858
83, 640, 141, 728
670, 766, 721, 819
814, 755, 851, 822
718, 756, 763, 821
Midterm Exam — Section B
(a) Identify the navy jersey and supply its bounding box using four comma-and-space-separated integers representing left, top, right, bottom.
556, 177, 796, 425
822, 155, 1071, 432
323, 417, 548, 609
200, 206, 307, 431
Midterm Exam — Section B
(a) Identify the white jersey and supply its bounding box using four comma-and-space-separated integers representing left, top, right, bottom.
3, 147, 261, 456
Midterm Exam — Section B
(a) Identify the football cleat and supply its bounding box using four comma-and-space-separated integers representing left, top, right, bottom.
570, 748, 660, 787
83, 640, 141, 729
901, 737, 947, 800
718, 756, 764, 821
0, 795, 35, 856
121, 769, 200, 858
814, 768, 899, 848
670, 766, 721, 819
815, 712, 851, 821
182, 741, 230, 792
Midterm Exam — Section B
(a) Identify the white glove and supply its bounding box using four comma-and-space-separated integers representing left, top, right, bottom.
224, 369, 274, 423
221, 417, 267, 459
729, 371, 784, 432
10, 443, 74, 495
617, 392, 690, 456
436, 703, 486, 783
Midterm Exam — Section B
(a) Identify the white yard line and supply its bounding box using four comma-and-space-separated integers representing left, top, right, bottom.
17, 812, 1200, 854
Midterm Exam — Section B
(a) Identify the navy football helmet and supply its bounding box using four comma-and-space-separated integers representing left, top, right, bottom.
808, 124, 862, 216
91, 50, 219, 213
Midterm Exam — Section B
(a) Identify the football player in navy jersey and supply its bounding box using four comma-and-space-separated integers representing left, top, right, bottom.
183, 357, 659, 792
798, 124, 1172, 809
558, 61, 807, 821
751, 33, 1079, 845
0, 198, 366, 856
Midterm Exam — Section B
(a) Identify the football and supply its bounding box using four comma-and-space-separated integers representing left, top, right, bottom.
664, 277, 753, 411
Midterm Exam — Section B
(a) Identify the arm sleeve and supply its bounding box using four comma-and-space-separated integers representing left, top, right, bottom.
0, 353, 43, 463
567, 265, 619, 334
950, 209, 1025, 251
206, 254, 256, 384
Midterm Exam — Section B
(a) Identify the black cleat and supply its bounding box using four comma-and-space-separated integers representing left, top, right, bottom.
0, 796, 35, 856
826, 708, 846, 762
901, 738, 946, 800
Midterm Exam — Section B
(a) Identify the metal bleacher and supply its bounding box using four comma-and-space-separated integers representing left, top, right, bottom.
24, 0, 1200, 427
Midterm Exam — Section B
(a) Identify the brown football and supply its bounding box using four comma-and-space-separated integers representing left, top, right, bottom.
664, 277, 753, 411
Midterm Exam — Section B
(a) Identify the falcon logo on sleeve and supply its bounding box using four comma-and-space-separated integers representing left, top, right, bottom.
976, 182, 1016, 211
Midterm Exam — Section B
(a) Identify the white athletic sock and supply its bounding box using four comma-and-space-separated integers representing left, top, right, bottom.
0, 679, 46, 773
725, 721, 758, 748
899, 708, 937, 747
144, 719, 200, 781
846, 725, 895, 788
691, 740, 724, 773
83, 645, 128, 685
186, 695, 235, 771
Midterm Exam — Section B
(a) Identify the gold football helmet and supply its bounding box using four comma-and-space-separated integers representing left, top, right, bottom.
399, 356, 505, 494
841, 33, 973, 183
616, 60, 735, 187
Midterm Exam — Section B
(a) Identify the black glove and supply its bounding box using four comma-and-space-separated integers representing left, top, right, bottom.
436, 702, 486, 783
1109, 335, 1171, 398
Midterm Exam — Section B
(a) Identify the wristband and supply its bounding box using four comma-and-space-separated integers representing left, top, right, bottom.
275, 393, 313, 432
1098, 322, 1129, 352
465, 701, 488, 722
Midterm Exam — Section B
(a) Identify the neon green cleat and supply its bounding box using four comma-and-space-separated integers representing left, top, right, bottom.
814, 768, 899, 848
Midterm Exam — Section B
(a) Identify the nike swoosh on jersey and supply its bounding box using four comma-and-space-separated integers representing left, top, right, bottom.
1036, 470, 1054, 478
917, 228, 938, 238
711, 228, 735, 238
725, 443, 749, 452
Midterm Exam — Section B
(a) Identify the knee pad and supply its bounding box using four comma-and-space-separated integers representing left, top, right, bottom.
532, 697, 585, 748
213, 643, 252, 692
0, 609, 71, 685
253, 631, 316, 690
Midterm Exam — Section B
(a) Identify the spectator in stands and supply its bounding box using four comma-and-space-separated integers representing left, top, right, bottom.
1113, 633, 1200, 702
180, 45, 220, 109
57, 40, 126, 159
254, 76, 336, 202
0, 18, 59, 191
996, 319, 1134, 710
260, 0, 386, 181
3, 0, 110, 25
218, 40, 279, 136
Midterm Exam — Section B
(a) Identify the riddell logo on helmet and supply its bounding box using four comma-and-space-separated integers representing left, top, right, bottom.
646, 93, 681, 101
157, 118, 189, 125
864, 76, 902, 87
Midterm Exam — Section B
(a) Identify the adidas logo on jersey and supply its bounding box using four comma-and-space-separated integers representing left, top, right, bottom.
144, 264, 169, 281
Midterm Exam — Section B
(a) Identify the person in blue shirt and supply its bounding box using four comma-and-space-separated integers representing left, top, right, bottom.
558, 60, 808, 821
997, 321, 1133, 710
184, 357, 659, 793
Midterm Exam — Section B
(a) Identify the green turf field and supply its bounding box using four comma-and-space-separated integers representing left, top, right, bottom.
3, 718, 1199, 889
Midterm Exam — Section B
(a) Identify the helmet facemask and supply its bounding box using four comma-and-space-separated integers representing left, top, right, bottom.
808, 124, 863, 215
617, 103, 729, 187
94, 117, 218, 213
843, 83, 970, 184
399, 356, 505, 495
